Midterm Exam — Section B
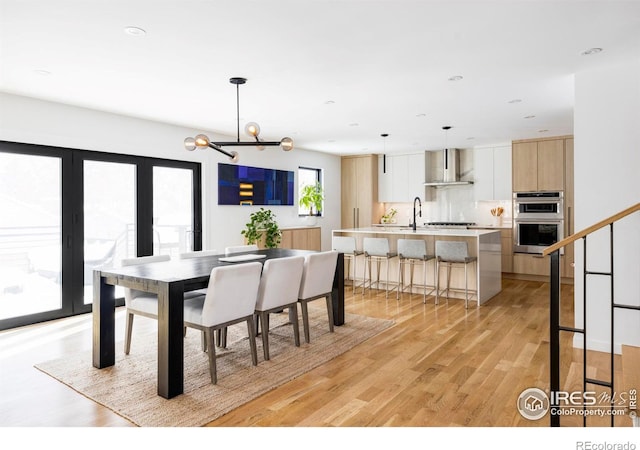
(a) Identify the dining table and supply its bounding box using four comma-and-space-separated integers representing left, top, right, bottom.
92, 248, 344, 399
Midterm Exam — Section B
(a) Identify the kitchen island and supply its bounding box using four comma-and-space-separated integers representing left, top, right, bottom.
332, 227, 502, 305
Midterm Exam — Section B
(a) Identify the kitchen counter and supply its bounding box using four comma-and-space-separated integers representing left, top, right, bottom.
333, 227, 502, 305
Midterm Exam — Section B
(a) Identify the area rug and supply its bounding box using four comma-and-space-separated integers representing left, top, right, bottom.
35, 307, 394, 427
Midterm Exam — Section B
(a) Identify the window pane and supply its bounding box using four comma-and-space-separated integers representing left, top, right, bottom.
298, 167, 321, 215
153, 167, 193, 256
83, 160, 136, 304
0, 153, 62, 319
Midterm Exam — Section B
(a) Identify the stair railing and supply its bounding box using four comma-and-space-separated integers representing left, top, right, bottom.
543, 202, 640, 427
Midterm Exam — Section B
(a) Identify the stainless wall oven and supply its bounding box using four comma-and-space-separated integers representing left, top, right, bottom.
514, 191, 564, 254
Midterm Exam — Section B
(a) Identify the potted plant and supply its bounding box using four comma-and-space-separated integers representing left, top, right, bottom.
299, 182, 324, 216
241, 208, 282, 248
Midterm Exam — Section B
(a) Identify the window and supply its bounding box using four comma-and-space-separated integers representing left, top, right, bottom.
298, 167, 323, 216
0, 141, 202, 330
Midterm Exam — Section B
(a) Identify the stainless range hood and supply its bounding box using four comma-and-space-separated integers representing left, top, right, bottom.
423, 148, 474, 186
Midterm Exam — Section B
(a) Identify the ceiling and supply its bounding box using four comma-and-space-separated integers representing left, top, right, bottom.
2, 1, 640, 155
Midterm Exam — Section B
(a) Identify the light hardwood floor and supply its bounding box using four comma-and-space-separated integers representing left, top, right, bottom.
0, 277, 631, 427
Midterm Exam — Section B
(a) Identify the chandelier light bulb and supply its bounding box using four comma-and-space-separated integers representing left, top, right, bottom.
280, 137, 294, 151
184, 137, 197, 151
194, 134, 210, 149
229, 151, 239, 163
244, 122, 260, 137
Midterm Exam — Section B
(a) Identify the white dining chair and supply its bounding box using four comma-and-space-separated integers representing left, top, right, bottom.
254, 256, 305, 360
435, 240, 478, 309
225, 244, 259, 255
183, 262, 262, 384
298, 251, 338, 343
121, 254, 171, 355
178, 249, 218, 259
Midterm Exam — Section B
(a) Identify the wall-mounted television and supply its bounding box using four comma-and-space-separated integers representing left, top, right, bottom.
218, 163, 294, 206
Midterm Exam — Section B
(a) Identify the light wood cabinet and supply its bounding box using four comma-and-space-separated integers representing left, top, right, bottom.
563, 138, 575, 278
512, 138, 564, 192
342, 155, 381, 228
513, 253, 550, 277
280, 227, 321, 251
500, 229, 513, 273
511, 135, 574, 280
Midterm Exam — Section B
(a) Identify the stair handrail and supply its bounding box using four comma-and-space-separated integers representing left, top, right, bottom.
543, 202, 640, 256
546, 201, 640, 427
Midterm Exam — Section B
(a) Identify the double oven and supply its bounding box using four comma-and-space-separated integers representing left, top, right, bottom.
513, 191, 564, 254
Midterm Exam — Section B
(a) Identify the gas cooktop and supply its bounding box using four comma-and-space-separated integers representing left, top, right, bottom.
425, 222, 477, 226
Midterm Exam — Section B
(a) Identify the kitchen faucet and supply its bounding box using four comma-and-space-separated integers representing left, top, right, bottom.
412, 196, 422, 231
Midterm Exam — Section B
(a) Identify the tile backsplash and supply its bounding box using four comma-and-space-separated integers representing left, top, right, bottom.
382, 185, 511, 227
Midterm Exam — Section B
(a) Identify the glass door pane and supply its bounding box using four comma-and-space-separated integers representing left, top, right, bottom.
83, 160, 136, 304
0, 153, 62, 320
153, 167, 194, 257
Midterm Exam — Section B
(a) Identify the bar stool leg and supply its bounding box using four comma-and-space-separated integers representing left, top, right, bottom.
435, 258, 440, 305
464, 261, 469, 309
446, 263, 452, 300
352, 255, 358, 294
397, 258, 402, 300
422, 259, 427, 303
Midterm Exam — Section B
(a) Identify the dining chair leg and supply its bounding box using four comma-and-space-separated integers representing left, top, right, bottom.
325, 294, 335, 333
124, 312, 134, 355
260, 311, 270, 361
206, 329, 217, 384
201, 330, 207, 352
247, 316, 258, 366
290, 304, 300, 347
300, 301, 311, 343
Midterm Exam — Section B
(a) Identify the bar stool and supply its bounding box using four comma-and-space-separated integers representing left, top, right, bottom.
362, 237, 398, 298
332, 236, 363, 294
435, 240, 478, 309
397, 239, 435, 303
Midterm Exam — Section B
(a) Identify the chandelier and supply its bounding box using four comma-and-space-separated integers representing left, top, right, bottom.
184, 77, 294, 162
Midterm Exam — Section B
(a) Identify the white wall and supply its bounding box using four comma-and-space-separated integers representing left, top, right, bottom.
574, 60, 640, 352
0, 92, 342, 253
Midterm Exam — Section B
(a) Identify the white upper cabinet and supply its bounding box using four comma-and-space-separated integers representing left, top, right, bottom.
378, 152, 426, 203
473, 145, 512, 201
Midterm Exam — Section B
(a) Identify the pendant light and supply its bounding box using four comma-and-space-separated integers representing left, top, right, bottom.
184, 77, 294, 162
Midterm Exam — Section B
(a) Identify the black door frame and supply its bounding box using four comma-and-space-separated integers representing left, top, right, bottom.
0, 140, 202, 330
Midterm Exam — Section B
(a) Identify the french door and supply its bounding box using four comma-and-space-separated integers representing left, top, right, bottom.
0, 141, 202, 330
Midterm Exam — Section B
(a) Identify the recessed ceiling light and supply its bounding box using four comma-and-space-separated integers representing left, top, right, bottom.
581, 47, 603, 56
448, 75, 463, 81
324, 100, 335, 105
33, 69, 52, 76
328, 139, 336, 143
466, 137, 475, 140
124, 26, 146, 36
349, 123, 359, 127
508, 99, 522, 104
524, 115, 536, 119
538, 129, 549, 133
416, 113, 427, 117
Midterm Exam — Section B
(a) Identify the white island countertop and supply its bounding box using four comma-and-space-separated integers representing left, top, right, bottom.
332, 227, 502, 305
334, 227, 501, 237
